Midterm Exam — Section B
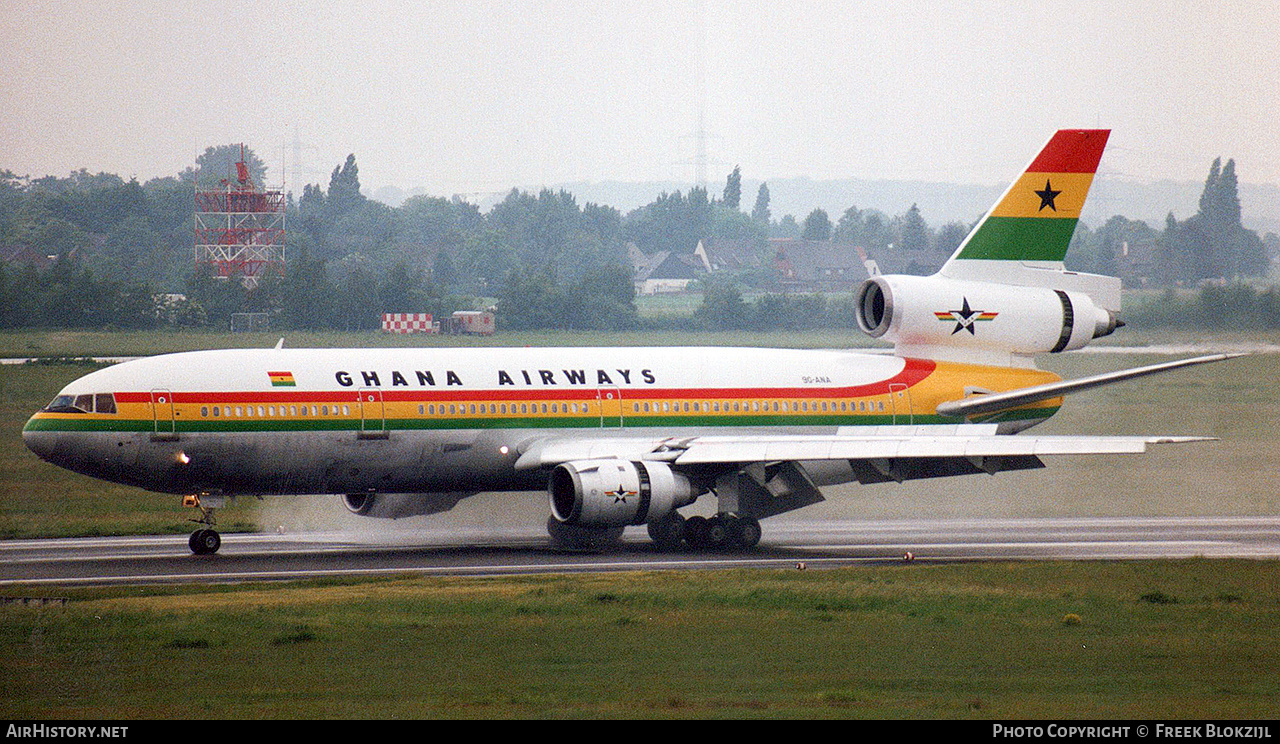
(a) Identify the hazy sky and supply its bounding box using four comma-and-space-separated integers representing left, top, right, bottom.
3, 1, 1278, 198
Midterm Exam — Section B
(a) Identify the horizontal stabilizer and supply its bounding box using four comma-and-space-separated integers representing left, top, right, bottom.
935, 353, 1243, 418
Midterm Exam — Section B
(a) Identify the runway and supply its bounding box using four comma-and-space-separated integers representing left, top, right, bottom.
2, 516, 1277, 587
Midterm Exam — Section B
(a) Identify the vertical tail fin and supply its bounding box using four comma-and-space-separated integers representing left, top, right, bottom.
943, 129, 1110, 267
938, 129, 1117, 310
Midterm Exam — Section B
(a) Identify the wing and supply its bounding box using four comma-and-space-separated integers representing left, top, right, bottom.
514, 423, 1212, 470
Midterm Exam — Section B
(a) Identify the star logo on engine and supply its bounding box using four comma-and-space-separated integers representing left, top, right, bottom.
606, 485, 636, 503
934, 298, 999, 335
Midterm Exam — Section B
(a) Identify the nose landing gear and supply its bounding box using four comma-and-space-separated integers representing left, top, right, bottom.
183, 494, 223, 555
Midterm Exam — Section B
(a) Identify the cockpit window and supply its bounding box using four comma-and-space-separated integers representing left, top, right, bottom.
43, 393, 117, 414
44, 395, 86, 413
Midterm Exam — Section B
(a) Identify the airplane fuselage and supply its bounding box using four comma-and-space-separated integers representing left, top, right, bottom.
22, 346, 1061, 498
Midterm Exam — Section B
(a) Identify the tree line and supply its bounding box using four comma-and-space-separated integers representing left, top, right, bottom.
1, 147, 1275, 332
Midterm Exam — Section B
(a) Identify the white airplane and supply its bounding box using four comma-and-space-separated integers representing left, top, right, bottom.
23, 130, 1234, 555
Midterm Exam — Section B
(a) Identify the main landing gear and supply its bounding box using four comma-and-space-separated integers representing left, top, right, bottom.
547, 512, 763, 553
183, 494, 222, 555
647, 512, 762, 552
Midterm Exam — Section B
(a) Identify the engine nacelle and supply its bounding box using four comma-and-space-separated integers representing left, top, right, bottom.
342, 492, 468, 519
855, 274, 1121, 358
549, 459, 699, 527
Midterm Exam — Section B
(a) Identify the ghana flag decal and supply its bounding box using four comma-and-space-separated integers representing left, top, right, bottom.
268, 371, 296, 387
952, 129, 1110, 263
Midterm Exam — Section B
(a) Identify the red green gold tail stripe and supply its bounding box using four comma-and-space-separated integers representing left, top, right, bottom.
952, 129, 1109, 263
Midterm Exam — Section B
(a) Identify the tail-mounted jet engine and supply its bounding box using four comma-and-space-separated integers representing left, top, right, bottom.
549, 459, 699, 528
855, 274, 1122, 356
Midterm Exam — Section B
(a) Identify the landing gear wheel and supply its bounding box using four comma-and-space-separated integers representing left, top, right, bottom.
704, 516, 731, 551
683, 516, 709, 550
728, 516, 762, 549
189, 529, 221, 555
647, 512, 687, 551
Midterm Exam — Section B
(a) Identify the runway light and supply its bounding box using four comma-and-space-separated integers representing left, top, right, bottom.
903, 551, 915, 562
176, 451, 191, 464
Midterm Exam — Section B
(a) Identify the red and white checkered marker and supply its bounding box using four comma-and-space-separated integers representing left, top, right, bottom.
381, 313, 434, 333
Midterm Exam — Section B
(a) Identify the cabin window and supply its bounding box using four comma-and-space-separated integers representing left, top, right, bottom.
520, 403, 527, 414
234, 406, 243, 417
342, 405, 350, 415
94, 393, 117, 414
256, 406, 264, 417
200, 407, 208, 417
500, 404, 506, 414
418, 405, 424, 415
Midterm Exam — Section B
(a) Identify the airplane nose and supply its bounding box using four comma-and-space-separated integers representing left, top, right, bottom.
22, 416, 55, 461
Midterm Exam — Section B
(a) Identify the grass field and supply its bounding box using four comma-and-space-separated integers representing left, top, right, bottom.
3, 561, 1279, 719
0, 327, 883, 358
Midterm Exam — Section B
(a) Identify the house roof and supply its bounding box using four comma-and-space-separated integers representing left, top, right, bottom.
695, 239, 765, 272
635, 250, 704, 282
770, 240, 870, 283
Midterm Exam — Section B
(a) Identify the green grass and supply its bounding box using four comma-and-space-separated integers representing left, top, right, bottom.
3, 561, 1279, 718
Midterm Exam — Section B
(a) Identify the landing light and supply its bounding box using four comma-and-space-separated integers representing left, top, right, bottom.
499, 446, 510, 455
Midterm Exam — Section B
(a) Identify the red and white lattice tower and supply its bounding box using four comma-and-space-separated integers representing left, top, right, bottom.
194, 145, 286, 288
